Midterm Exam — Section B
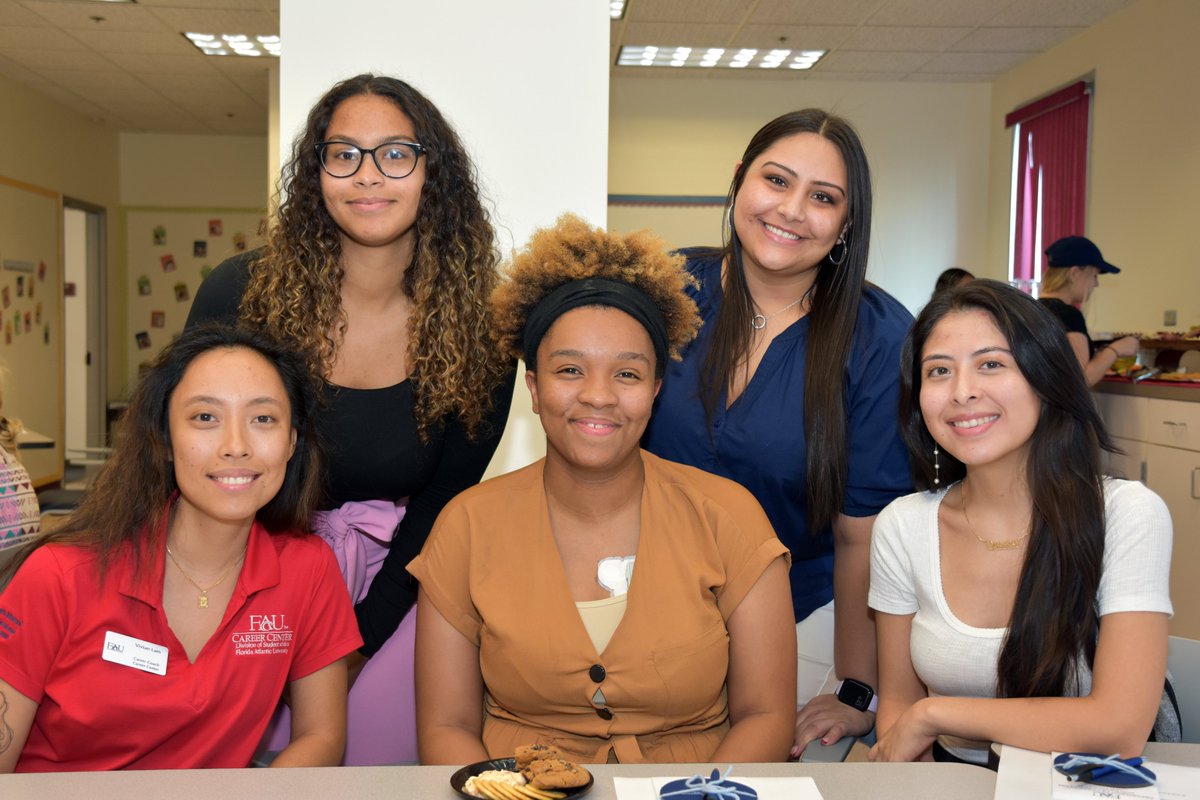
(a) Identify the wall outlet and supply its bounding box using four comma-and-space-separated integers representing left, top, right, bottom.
1164, 309, 1177, 326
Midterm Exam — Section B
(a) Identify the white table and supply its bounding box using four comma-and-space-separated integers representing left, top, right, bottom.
0, 761, 995, 800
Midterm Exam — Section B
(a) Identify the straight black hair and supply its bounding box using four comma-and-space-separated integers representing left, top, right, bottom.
900, 279, 1116, 697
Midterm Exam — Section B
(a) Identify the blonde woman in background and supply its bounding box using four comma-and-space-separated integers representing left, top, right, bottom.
1038, 236, 1138, 387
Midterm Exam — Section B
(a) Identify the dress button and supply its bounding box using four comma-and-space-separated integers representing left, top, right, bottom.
589, 664, 606, 683
596, 707, 613, 720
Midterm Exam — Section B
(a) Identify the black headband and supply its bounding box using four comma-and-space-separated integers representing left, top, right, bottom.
522, 278, 669, 373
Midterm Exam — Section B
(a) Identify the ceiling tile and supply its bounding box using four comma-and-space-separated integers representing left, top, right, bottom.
627, 0, 755, 24
987, 0, 1134, 27
146, 8, 278, 35
0, 0, 51, 26
818, 49, 935, 72
952, 26, 1082, 51
751, 0, 888, 25
103, 51, 216, 74
841, 26, 972, 51
2, 47, 116, 71
0, 25, 88, 49
78, 28, 197, 55
20, 0, 172, 32
868, 0, 1011, 27
617, 21, 738, 46
918, 50, 1034, 73
729, 25, 854, 49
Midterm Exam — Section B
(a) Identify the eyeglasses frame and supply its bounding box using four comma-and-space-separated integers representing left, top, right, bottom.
314, 140, 428, 179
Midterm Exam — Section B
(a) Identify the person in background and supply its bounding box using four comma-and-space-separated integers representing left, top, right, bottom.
870, 280, 1176, 765
930, 267, 973, 301
0, 369, 39, 554
642, 109, 913, 757
1038, 236, 1139, 386
0, 325, 361, 772
412, 216, 796, 764
186, 74, 515, 764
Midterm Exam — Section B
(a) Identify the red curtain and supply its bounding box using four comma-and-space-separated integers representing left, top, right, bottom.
1007, 82, 1090, 285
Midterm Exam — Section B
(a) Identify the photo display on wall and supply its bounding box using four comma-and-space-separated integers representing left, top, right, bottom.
126, 210, 265, 386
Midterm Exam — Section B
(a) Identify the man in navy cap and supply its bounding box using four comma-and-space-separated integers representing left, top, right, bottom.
1038, 235, 1139, 386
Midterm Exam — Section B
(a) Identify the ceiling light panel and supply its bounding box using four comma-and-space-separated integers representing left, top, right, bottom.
617, 45, 826, 70
183, 32, 280, 57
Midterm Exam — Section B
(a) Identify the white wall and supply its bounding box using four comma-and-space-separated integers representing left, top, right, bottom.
280, 0, 610, 475
609, 77, 993, 314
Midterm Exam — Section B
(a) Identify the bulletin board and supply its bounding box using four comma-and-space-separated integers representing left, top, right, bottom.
0, 176, 64, 487
123, 208, 265, 390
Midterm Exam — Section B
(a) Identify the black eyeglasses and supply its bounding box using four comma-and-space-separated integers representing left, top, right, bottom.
315, 140, 427, 179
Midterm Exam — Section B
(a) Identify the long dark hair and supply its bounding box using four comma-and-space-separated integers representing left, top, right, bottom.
1, 324, 324, 584
900, 280, 1115, 697
700, 108, 873, 533
240, 73, 506, 438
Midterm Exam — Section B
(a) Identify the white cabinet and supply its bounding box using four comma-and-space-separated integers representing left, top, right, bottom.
1097, 392, 1200, 638
1145, 443, 1200, 639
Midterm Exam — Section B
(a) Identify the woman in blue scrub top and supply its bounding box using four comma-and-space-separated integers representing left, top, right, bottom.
643, 109, 913, 758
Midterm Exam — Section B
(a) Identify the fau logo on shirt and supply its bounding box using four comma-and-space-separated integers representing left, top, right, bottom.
231, 613, 294, 656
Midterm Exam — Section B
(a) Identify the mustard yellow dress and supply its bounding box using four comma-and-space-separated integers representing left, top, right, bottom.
408, 451, 789, 763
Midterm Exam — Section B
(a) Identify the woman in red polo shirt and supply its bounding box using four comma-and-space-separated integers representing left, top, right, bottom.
0, 325, 362, 772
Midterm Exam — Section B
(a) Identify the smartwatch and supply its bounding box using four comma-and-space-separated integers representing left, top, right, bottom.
835, 678, 878, 713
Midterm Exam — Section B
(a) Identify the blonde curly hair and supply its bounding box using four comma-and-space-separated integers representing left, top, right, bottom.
238, 74, 507, 438
492, 215, 701, 370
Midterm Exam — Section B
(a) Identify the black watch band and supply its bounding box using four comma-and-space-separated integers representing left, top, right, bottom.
835, 678, 878, 713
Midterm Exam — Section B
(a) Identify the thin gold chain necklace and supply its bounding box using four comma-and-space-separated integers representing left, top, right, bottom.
960, 480, 1030, 552
166, 545, 245, 608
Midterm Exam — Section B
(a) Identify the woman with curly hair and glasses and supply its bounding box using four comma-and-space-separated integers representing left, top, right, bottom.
411, 215, 796, 765
187, 74, 515, 765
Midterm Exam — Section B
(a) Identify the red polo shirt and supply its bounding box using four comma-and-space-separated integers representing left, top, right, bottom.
0, 520, 362, 771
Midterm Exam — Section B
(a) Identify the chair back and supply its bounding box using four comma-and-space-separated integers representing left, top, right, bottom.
1168, 635, 1200, 744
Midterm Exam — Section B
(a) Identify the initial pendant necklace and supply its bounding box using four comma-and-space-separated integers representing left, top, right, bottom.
166, 545, 245, 608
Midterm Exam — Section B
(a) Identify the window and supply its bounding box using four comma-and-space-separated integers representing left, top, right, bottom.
1006, 81, 1090, 294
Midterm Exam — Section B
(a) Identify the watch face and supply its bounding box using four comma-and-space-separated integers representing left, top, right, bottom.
837, 678, 874, 711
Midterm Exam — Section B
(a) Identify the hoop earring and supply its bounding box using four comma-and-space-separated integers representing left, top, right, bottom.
933, 444, 941, 486
828, 237, 847, 266
727, 204, 735, 230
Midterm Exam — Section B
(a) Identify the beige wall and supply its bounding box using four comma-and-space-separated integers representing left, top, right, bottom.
0, 73, 124, 400
986, 0, 1200, 334
609, 76, 992, 314
119, 133, 267, 209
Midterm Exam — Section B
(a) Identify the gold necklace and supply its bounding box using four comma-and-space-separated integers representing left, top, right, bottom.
960, 480, 1030, 552
165, 545, 245, 608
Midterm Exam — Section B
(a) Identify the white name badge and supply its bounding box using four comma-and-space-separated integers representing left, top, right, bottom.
102, 630, 169, 676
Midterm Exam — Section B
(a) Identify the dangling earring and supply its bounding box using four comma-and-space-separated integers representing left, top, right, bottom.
828, 237, 847, 266
933, 444, 941, 486
727, 204, 736, 231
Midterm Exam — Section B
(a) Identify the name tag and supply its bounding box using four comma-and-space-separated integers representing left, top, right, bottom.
102, 630, 169, 676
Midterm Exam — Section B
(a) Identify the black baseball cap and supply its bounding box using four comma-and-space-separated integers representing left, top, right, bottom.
1045, 235, 1121, 274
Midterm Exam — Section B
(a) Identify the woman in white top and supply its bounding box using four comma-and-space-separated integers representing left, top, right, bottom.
868, 279, 1174, 765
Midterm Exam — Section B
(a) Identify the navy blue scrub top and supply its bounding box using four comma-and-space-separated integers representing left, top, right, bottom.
643, 249, 914, 622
